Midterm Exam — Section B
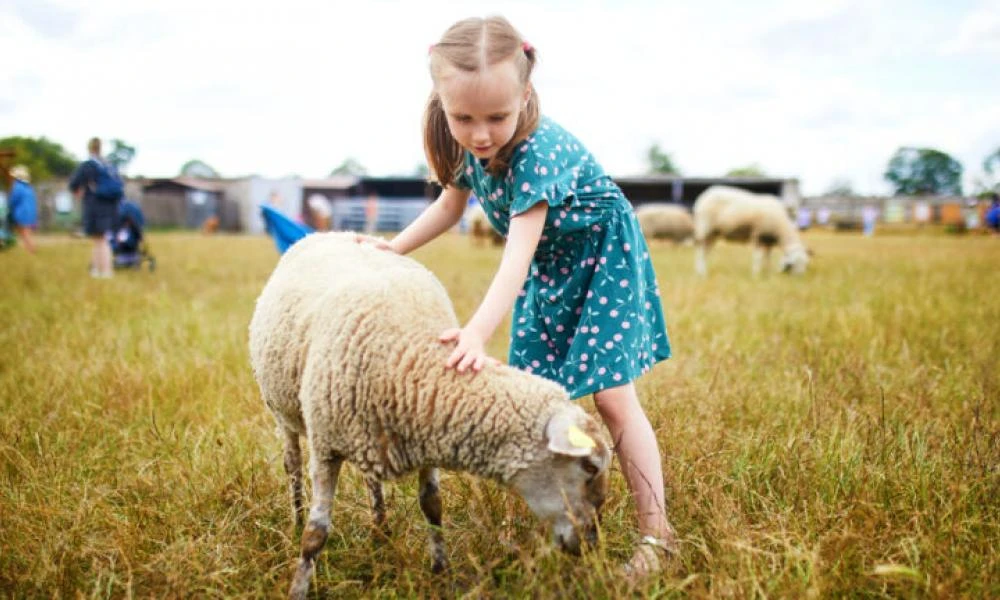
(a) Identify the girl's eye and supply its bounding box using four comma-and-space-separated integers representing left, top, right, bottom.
489, 115, 508, 123
454, 115, 472, 123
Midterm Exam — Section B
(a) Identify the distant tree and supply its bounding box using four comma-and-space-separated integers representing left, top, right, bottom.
0, 136, 78, 181
413, 163, 430, 178
329, 157, 367, 176
981, 146, 1000, 194
106, 139, 136, 171
180, 159, 219, 178
884, 147, 963, 196
726, 163, 767, 177
646, 144, 679, 175
984, 146, 1000, 176
825, 178, 855, 196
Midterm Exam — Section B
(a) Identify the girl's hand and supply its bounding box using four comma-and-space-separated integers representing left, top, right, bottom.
440, 327, 498, 373
354, 233, 396, 252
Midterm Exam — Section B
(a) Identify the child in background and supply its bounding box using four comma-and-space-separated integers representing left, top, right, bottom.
360, 15, 677, 577
8, 165, 38, 254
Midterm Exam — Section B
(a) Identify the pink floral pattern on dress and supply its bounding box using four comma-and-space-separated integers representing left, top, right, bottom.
456, 117, 671, 399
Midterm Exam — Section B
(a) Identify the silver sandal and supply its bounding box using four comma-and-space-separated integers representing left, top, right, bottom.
622, 535, 678, 578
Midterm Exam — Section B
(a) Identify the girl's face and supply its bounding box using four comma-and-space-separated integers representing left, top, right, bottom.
437, 59, 531, 160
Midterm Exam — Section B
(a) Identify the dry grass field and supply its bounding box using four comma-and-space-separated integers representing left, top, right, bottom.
1, 230, 998, 598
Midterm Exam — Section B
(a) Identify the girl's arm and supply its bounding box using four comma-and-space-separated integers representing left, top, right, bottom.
442, 202, 548, 372
375, 186, 470, 255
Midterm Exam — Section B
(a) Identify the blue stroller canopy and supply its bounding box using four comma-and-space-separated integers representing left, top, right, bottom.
261, 205, 314, 254
119, 200, 145, 228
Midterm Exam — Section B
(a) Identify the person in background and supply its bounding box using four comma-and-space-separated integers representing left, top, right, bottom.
816, 206, 831, 227
861, 204, 879, 237
796, 206, 812, 230
365, 191, 379, 234
8, 165, 38, 254
69, 137, 122, 278
986, 193, 1000, 236
307, 193, 333, 231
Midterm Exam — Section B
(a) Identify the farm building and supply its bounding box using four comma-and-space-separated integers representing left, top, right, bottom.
614, 175, 801, 210
16, 167, 990, 234
801, 194, 988, 229
140, 177, 230, 230
301, 176, 436, 232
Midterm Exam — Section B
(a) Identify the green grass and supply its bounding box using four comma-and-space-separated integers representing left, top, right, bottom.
1, 231, 998, 598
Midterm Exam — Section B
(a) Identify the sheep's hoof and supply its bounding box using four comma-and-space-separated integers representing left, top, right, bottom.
431, 557, 448, 574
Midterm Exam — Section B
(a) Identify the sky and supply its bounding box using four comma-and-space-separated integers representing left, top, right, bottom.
2, 0, 999, 196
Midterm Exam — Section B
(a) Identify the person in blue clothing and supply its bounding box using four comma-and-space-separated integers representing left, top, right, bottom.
69, 137, 120, 278
8, 165, 38, 253
986, 192, 1000, 235
358, 16, 676, 577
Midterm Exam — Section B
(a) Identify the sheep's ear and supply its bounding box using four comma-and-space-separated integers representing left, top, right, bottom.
546, 407, 596, 457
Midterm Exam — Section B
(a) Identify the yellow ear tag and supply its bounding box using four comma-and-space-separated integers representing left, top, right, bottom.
567, 425, 596, 449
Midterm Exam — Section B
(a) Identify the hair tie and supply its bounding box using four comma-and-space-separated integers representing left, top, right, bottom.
522, 41, 533, 53
428, 43, 435, 55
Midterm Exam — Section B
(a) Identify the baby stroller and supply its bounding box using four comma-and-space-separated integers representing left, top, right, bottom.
112, 200, 156, 271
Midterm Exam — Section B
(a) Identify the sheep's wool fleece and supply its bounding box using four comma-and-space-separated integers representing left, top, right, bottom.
249, 232, 571, 482
635, 204, 694, 241
695, 186, 797, 241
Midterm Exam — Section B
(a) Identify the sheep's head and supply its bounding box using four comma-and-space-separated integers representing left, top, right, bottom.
509, 404, 611, 554
781, 244, 810, 274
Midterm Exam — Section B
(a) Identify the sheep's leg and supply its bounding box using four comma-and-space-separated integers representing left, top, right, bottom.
418, 466, 447, 573
288, 454, 343, 600
752, 245, 765, 277
694, 241, 709, 276
366, 476, 390, 540
282, 428, 305, 528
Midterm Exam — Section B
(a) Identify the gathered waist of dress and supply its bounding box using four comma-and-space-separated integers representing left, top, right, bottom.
533, 198, 632, 262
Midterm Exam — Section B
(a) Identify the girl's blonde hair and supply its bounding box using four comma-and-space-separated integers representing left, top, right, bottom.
424, 16, 540, 186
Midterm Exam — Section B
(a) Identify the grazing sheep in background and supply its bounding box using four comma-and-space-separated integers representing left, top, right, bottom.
466, 203, 505, 246
248, 232, 612, 600
693, 185, 810, 276
635, 203, 694, 244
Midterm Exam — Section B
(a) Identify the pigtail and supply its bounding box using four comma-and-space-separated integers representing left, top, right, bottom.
423, 91, 464, 187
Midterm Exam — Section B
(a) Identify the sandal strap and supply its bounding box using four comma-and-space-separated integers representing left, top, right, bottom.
640, 535, 677, 555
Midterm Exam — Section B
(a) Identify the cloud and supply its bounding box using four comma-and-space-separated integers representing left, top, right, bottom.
4, 0, 81, 39
939, 0, 1000, 56
1, 0, 996, 195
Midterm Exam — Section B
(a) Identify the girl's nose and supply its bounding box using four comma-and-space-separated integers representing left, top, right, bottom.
471, 125, 490, 144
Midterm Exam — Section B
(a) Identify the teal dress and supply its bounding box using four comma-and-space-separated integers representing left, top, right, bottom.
458, 117, 671, 399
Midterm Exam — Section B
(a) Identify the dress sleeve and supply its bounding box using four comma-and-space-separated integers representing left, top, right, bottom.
509, 139, 573, 217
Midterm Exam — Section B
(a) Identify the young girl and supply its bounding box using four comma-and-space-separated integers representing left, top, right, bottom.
362, 15, 677, 576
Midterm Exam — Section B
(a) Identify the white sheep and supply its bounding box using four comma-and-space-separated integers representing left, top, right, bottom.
634, 203, 695, 244
692, 185, 810, 276
466, 203, 504, 246
248, 232, 612, 599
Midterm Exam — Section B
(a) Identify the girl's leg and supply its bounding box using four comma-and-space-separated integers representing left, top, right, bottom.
593, 382, 676, 572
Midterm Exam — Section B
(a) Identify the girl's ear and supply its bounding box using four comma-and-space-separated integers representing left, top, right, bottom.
522, 83, 533, 107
